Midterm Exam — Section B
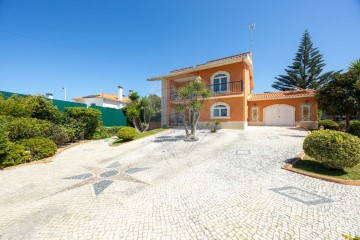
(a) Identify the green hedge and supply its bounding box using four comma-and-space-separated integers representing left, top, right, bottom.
303, 129, 360, 169
64, 108, 102, 139
318, 120, 339, 130
20, 137, 57, 161
0, 143, 30, 168
3, 117, 52, 141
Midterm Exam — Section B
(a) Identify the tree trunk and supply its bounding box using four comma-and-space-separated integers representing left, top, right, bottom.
345, 114, 351, 131
191, 111, 200, 137
132, 119, 141, 133
182, 112, 190, 138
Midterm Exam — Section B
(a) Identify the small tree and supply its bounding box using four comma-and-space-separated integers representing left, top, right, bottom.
272, 30, 337, 91
176, 77, 211, 141
125, 92, 157, 133
316, 71, 360, 130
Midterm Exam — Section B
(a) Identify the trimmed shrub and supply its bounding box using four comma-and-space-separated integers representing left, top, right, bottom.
318, 120, 339, 130
20, 137, 57, 161
117, 127, 137, 141
3, 117, 52, 141
303, 129, 360, 169
64, 108, 101, 139
0, 143, 30, 168
106, 126, 124, 136
348, 120, 360, 138
0, 115, 14, 125
92, 128, 111, 140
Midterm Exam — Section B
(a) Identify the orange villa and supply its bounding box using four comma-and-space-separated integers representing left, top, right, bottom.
148, 52, 318, 130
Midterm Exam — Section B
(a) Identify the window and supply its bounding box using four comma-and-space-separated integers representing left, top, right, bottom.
300, 103, 312, 121
211, 72, 229, 94
251, 106, 260, 121
90, 103, 96, 106
211, 103, 230, 118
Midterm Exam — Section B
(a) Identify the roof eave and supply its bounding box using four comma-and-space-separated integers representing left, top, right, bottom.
147, 54, 250, 81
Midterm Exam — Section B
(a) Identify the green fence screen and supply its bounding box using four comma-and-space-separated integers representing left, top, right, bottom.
0, 90, 127, 127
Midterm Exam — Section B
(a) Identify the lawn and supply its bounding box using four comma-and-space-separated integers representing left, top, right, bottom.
293, 155, 360, 180
111, 128, 167, 146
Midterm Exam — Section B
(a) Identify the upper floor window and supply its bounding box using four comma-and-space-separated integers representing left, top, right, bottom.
211, 102, 230, 118
211, 71, 230, 94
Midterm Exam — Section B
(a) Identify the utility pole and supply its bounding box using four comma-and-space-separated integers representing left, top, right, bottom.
62, 87, 67, 101
249, 23, 256, 52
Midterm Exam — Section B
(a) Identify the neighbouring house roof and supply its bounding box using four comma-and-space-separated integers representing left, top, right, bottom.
248, 89, 316, 101
73, 93, 130, 103
148, 52, 252, 81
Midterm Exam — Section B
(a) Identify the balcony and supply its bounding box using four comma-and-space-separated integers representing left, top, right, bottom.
170, 80, 243, 101
209, 80, 243, 95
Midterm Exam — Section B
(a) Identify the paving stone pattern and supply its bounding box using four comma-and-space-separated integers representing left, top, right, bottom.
0, 127, 359, 239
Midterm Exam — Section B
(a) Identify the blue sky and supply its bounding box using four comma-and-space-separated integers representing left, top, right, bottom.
0, 0, 359, 100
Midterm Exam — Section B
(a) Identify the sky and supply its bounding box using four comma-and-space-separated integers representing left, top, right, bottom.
0, 0, 359, 101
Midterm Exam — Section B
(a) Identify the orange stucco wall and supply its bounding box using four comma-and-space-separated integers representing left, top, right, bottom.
166, 61, 251, 126
247, 97, 318, 122
167, 62, 246, 86
169, 96, 246, 122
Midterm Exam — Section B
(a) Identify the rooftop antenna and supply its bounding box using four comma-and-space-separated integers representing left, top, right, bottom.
249, 23, 255, 52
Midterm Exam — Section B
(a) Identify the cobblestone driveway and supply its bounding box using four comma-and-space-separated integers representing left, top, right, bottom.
0, 127, 359, 239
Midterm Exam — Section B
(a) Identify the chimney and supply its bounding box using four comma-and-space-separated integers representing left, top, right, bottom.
117, 86, 123, 101
45, 93, 53, 99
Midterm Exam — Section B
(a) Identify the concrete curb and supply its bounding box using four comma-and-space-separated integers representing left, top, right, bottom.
282, 151, 360, 186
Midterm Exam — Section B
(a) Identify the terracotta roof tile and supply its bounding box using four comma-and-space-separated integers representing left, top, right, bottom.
249, 90, 316, 101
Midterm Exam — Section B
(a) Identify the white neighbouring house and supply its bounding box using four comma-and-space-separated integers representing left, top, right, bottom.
73, 86, 130, 109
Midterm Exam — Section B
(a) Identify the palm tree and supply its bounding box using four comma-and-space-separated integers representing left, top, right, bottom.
349, 59, 360, 90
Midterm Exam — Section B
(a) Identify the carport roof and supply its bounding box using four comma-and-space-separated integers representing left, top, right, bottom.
249, 89, 316, 101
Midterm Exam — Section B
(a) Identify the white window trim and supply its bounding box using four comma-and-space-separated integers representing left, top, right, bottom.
211, 71, 230, 94
210, 102, 230, 118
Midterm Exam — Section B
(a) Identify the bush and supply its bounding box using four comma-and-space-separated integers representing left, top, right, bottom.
348, 120, 360, 138
0, 129, 9, 158
106, 126, 124, 136
44, 124, 70, 146
117, 127, 137, 141
0, 115, 14, 126
92, 128, 111, 140
20, 137, 57, 161
318, 119, 339, 130
0, 95, 59, 121
3, 117, 52, 141
303, 129, 360, 169
64, 108, 102, 139
0, 143, 30, 168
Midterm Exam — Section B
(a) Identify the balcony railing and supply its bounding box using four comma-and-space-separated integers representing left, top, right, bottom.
170, 80, 243, 101
209, 80, 243, 95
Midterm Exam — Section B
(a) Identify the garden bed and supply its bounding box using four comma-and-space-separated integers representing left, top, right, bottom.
282, 153, 360, 186
111, 128, 168, 146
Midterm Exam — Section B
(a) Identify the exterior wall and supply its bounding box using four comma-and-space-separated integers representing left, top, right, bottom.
74, 98, 127, 109
247, 97, 318, 129
74, 98, 104, 108
166, 62, 250, 129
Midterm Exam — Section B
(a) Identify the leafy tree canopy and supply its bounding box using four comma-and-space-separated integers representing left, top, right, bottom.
316, 70, 360, 129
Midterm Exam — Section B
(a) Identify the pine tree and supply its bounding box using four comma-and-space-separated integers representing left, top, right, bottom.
272, 30, 335, 91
